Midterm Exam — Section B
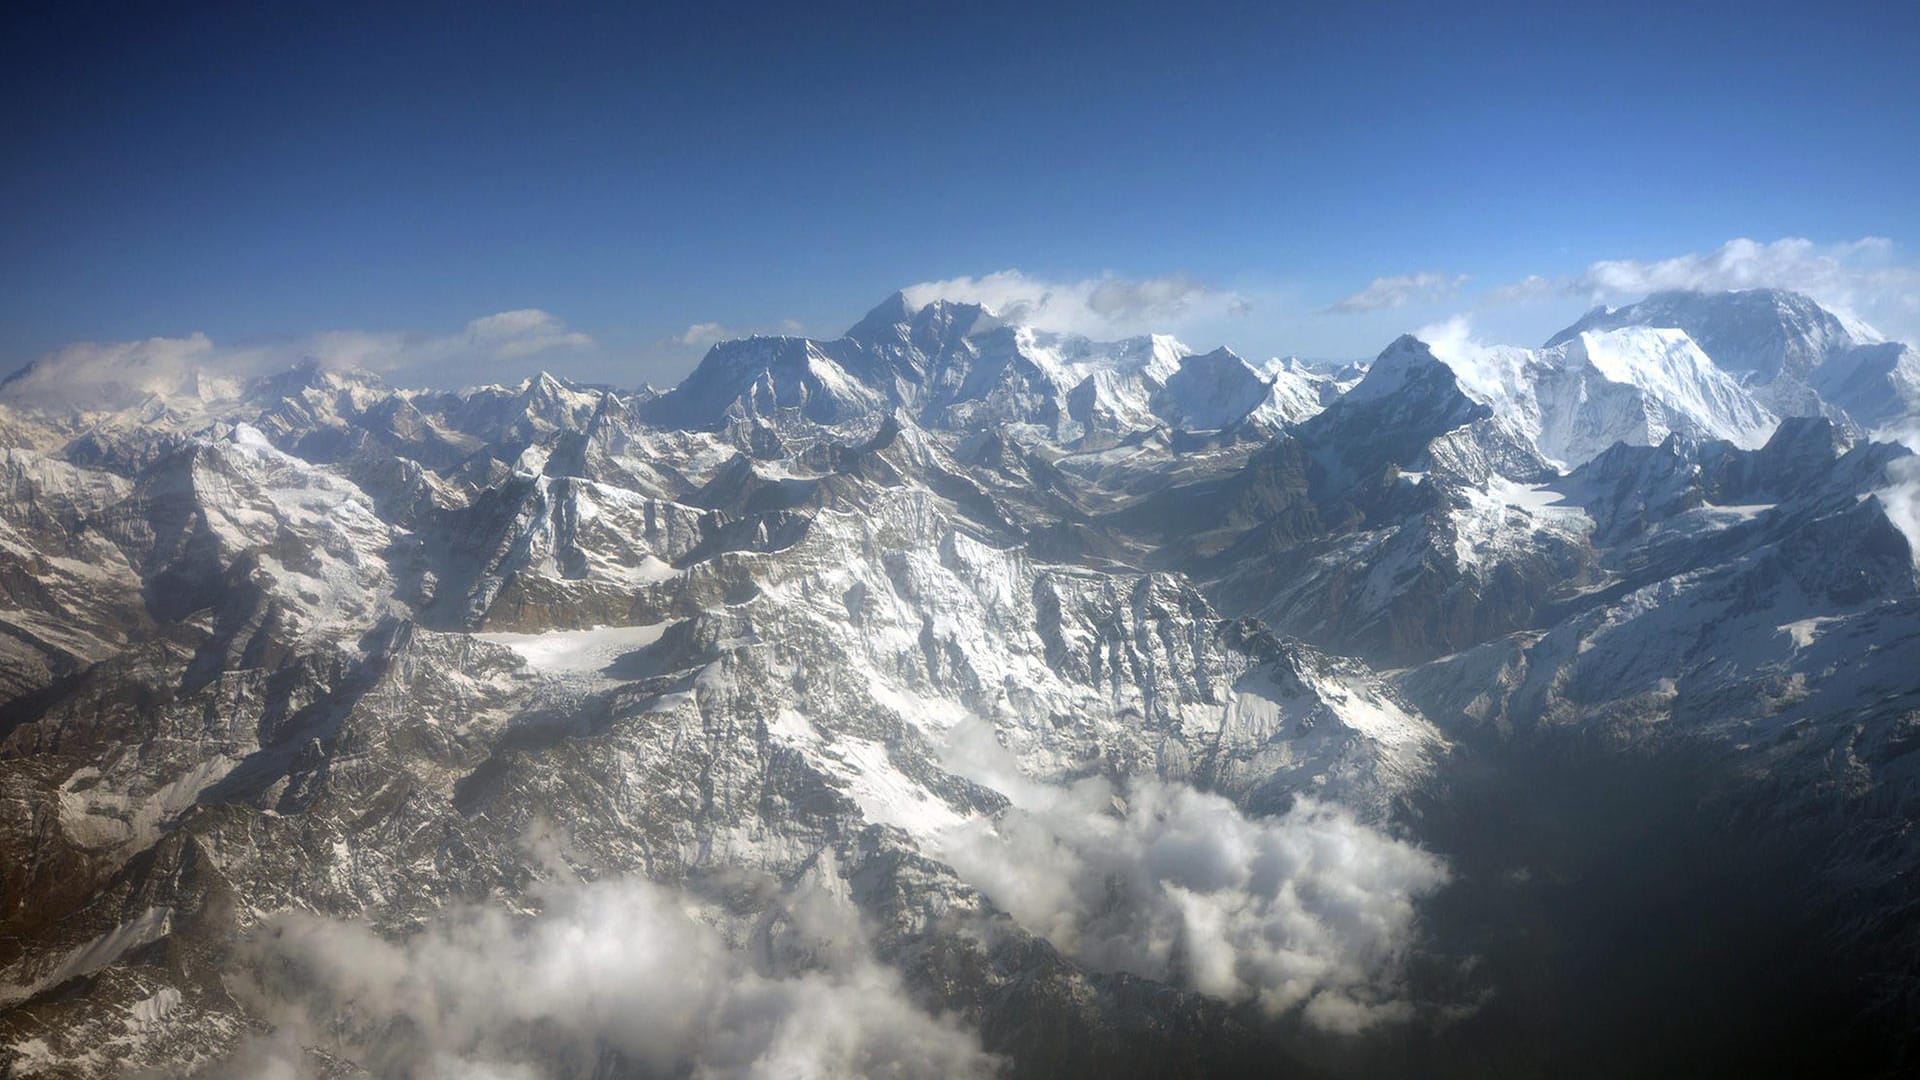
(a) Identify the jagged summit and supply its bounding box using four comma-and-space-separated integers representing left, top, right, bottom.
5, 286, 1911, 476
656, 292, 1313, 438
846, 288, 916, 334
843, 290, 1000, 346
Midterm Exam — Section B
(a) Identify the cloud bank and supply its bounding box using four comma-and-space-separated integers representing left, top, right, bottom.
903, 270, 1251, 339
0, 310, 596, 412
935, 746, 1449, 1033
214, 864, 995, 1080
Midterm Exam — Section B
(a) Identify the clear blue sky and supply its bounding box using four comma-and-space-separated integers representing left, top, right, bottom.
4, 0, 1918, 386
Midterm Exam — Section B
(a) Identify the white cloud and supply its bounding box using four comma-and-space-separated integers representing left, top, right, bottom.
1875, 422, 1920, 572
1328, 272, 1468, 314
1879, 453, 1920, 572
1572, 237, 1895, 301
465, 309, 594, 359
0, 310, 597, 410
934, 730, 1450, 1034
217, 864, 996, 1079
902, 269, 1250, 338
1412, 313, 1491, 366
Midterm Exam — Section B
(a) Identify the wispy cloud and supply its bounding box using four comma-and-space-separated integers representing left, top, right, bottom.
674, 321, 732, 348
902, 269, 1251, 338
1481, 274, 1558, 306
1328, 272, 1468, 314
464, 308, 594, 359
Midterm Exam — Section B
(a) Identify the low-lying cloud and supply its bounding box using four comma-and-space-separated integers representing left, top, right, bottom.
211, 864, 996, 1079
936, 727, 1449, 1034
903, 269, 1251, 339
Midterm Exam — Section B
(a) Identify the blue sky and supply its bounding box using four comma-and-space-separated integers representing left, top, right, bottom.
4, 0, 1918, 387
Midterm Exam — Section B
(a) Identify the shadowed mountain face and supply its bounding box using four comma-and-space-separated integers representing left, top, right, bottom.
1, 289, 1917, 1078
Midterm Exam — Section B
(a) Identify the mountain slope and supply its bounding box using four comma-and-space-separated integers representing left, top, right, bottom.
1, 287, 1918, 1078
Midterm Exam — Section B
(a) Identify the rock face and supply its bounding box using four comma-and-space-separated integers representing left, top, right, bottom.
0, 288, 1918, 1079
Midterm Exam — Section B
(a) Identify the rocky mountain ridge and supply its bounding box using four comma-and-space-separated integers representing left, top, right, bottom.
0, 288, 1916, 1078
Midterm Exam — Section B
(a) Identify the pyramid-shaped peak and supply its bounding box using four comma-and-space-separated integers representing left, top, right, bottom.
1180, 345, 1249, 367
846, 291, 915, 337
1340, 335, 1454, 404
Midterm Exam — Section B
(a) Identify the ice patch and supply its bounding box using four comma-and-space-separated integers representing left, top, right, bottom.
1779, 616, 1844, 649
129, 986, 183, 1027
473, 623, 673, 676
1450, 477, 1589, 567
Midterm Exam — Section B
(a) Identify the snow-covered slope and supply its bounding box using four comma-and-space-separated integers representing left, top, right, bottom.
1151, 348, 1274, 432
641, 335, 889, 430
1809, 340, 1920, 429
1430, 327, 1778, 469
1258, 356, 1353, 423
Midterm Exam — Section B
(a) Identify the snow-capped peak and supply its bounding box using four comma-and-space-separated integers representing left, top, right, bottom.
1342, 335, 1455, 404
1546, 288, 1881, 382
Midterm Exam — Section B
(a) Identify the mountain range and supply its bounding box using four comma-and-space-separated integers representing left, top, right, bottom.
0, 287, 1916, 1078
